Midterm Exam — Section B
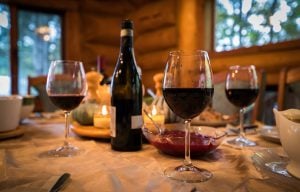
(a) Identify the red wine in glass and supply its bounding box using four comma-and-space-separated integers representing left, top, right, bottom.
43, 60, 87, 157
163, 88, 214, 119
225, 89, 259, 108
225, 65, 259, 147
162, 50, 214, 183
49, 95, 85, 111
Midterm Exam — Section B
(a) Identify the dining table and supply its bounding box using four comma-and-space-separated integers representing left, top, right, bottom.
0, 113, 299, 192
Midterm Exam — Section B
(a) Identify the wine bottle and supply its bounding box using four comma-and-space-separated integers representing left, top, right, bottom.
110, 19, 143, 151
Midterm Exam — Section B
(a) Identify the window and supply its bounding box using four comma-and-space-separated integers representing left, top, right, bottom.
215, 0, 300, 52
0, 3, 62, 95
0, 4, 10, 95
18, 10, 62, 95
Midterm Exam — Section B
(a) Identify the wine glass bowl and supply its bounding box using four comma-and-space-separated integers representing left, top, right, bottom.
45, 60, 87, 157
225, 65, 259, 147
162, 50, 214, 182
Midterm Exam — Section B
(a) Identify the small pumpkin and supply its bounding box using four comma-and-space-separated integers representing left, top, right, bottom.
72, 101, 98, 125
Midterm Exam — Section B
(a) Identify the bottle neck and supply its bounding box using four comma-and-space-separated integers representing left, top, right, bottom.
120, 28, 133, 50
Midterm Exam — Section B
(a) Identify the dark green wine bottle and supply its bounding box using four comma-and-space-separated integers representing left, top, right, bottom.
110, 19, 143, 151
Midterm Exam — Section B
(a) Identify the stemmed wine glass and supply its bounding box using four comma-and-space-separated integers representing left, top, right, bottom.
225, 65, 259, 147
45, 60, 87, 157
162, 50, 214, 182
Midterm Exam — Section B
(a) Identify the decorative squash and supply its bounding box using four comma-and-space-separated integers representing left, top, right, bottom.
72, 101, 98, 125
72, 70, 111, 125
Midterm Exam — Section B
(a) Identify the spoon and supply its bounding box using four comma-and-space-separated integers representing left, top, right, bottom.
143, 109, 164, 134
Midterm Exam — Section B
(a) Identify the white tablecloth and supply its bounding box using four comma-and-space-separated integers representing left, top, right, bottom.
0, 117, 298, 192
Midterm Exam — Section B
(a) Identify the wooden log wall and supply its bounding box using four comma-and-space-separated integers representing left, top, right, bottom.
4, 0, 300, 91
77, 0, 134, 76
131, 0, 178, 90
77, 0, 179, 91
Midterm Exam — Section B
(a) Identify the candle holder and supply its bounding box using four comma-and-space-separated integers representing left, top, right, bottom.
94, 104, 111, 129
143, 104, 165, 131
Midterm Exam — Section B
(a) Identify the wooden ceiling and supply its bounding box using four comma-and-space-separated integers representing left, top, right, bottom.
76, 0, 160, 16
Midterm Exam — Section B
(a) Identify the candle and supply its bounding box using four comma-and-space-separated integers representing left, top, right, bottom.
144, 105, 165, 125
94, 105, 110, 129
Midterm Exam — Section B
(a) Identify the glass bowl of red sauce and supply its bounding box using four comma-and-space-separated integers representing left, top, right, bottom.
142, 123, 226, 157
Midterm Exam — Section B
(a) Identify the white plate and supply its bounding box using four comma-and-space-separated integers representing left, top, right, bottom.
259, 125, 280, 143
71, 121, 110, 139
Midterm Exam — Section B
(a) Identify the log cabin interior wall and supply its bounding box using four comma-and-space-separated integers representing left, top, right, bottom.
3, 0, 300, 92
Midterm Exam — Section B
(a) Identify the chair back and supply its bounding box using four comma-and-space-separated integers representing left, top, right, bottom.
277, 66, 300, 111
27, 75, 58, 112
28, 75, 47, 95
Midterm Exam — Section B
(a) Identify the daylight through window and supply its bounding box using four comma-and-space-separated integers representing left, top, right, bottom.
215, 0, 300, 52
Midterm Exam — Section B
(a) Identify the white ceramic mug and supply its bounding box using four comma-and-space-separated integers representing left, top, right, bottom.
0, 95, 22, 132
274, 108, 300, 178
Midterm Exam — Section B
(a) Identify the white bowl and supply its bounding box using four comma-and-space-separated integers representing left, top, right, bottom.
274, 108, 300, 178
0, 95, 22, 132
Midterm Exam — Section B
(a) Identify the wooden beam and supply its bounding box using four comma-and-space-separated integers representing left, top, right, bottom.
138, 49, 172, 71
211, 49, 300, 74
79, 0, 133, 16
64, 11, 81, 61
81, 43, 119, 75
0, 0, 79, 11
135, 26, 177, 54
177, 0, 205, 51
81, 15, 120, 46
131, 0, 177, 34
10, 5, 18, 94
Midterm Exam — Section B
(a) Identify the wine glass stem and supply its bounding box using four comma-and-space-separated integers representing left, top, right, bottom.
64, 111, 70, 147
184, 119, 192, 166
239, 108, 245, 138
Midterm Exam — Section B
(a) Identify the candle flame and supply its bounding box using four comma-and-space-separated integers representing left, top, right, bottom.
101, 105, 108, 116
151, 105, 158, 116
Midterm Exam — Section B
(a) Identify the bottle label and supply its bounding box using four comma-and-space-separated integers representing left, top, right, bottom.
131, 115, 143, 129
121, 29, 133, 37
110, 106, 116, 137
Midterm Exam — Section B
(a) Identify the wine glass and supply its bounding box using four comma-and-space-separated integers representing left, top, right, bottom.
162, 50, 214, 182
225, 65, 259, 147
45, 60, 87, 157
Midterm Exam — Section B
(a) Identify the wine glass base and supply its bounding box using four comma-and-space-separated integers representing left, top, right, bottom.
164, 164, 212, 183
40, 144, 83, 158
227, 136, 256, 147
